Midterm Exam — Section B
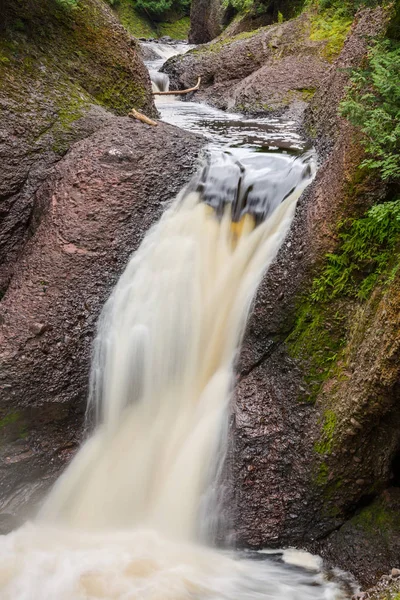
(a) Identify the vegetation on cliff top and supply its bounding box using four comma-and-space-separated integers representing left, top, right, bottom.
340, 39, 400, 181
109, 0, 190, 32
112, 0, 190, 38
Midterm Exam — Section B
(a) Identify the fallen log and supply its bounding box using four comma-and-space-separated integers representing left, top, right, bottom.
128, 108, 158, 126
153, 77, 201, 96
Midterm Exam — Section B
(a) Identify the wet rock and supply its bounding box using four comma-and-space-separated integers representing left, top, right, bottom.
0, 119, 204, 517
0, 0, 155, 295
226, 6, 397, 586
140, 43, 160, 62
320, 489, 400, 588
164, 14, 330, 115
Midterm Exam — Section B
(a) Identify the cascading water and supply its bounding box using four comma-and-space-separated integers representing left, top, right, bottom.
0, 42, 348, 600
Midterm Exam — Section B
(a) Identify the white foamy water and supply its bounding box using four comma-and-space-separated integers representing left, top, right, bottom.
40, 186, 304, 535
0, 525, 341, 600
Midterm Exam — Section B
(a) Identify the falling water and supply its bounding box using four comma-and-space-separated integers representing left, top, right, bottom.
0, 42, 348, 600
0, 155, 347, 600
39, 156, 312, 536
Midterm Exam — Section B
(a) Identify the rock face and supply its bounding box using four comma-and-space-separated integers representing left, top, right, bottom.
164, 13, 331, 114
0, 118, 204, 519
320, 489, 400, 587
227, 6, 400, 585
189, 0, 227, 43
0, 0, 155, 295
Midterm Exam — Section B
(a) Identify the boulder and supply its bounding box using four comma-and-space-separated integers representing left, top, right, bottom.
0, 0, 155, 294
0, 118, 204, 517
164, 13, 331, 114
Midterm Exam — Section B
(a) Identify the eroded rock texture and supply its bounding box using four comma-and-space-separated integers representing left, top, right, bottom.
189, 0, 227, 43
0, 0, 155, 294
164, 13, 331, 115
0, 119, 204, 518
228, 7, 400, 585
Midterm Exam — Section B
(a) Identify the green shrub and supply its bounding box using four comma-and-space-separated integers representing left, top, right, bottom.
55, 0, 79, 9
134, 0, 190, 19
311, 199, 400, 303
340, 40, 400, 181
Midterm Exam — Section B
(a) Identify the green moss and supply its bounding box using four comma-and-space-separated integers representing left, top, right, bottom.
51, 88, 92, 154
353, 496, 400, 536
114, 0, 155, 37
299, 87, 316, 100
316, 461, 329, 484
0, 412, 21, 429
314, 409, 337, 454
309, 8, 352, 61
157, 16, 190, 39
286, 301, 347, 403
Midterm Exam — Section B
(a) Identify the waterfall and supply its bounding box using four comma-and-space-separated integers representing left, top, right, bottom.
149, 70, 170, 93
39, 152, 312, 539
0, 93, 343, 600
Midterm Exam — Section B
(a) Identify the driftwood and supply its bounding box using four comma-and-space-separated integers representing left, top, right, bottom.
128, 108, 158, 126
153, 77, 201, 96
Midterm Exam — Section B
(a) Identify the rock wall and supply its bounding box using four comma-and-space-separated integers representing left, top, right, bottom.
0, 0, 205, 523
164, 13, 332, 114
0, 119, 204, 521
228, 6, 400, 585
189, 0, 227, 43
0, 0, 155, 295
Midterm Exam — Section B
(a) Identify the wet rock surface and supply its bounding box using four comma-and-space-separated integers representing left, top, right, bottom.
318, 489, 400, 587
0, 119, 204, 518
0, 0, 155, 294
228, 6, 399, 586
163, 14, 330, 115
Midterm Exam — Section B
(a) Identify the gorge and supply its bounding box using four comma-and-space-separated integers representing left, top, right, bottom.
0, 0, 399, 597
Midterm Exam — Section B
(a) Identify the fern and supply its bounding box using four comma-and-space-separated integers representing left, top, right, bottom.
311, 199, 400, 303
340, 40, 400, 182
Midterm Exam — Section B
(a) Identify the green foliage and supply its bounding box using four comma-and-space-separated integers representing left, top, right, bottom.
157, 16, 190, 38
113, 0, 155, 36
311, 199, 400, 303
309, 8, 352, 60
134, 0, 190, 19
315, 0, 379, 14
222, 0, 252, 13
55, 0, 79, 9
340, 40, 400, 181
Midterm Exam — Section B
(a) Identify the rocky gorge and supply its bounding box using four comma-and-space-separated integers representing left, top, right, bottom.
0, 0, 399, 596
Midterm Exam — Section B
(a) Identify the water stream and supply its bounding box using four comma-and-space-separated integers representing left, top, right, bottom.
0, 42, 348, 600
